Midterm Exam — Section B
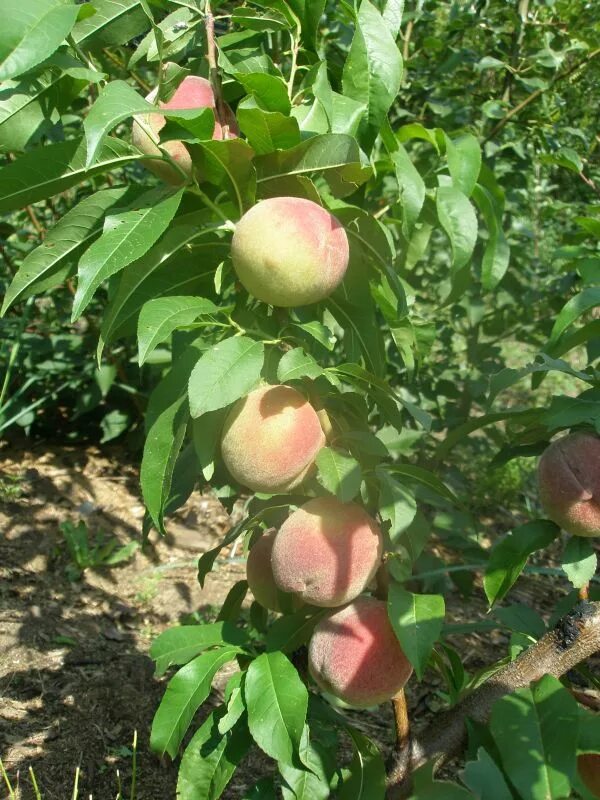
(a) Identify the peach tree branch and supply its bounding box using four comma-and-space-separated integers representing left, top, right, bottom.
386, 600, 600, 798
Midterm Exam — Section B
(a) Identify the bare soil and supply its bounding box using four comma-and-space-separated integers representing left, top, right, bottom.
0, 444, 596, 799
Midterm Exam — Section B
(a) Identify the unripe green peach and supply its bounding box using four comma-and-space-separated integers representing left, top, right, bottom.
271, 497, 383, 608
246, 529, 299, 613
308, 596, 413, 708
131, 74, 238, 184
538, 431, 600, 537
579, 753, 600, 797
220, 385, 326, 493
230, 197, 349, 307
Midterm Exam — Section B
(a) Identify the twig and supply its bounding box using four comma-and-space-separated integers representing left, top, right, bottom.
402, 20, 414, 63
101, 48, 151, 93
386, 600, 600, 798
25, 206, 44, 238
205, 2, 229, 137
580, 583, 590, 601
485, 47, 600, 142
387, 691, 411, 788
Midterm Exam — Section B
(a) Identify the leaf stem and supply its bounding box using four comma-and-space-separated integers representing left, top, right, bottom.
189, 186, 235, 229
288, 30, 300, 100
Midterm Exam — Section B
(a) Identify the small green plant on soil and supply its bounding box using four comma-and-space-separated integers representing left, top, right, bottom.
1, 0, 599, 798
60, 520, 139, 581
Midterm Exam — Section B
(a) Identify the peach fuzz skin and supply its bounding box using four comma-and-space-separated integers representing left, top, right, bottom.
246, 529, 299, 613
538, 431, 600, 537
220, 385, 326, 494
579, 753, 600, 798
271, 497, 383, 608
230, 197, 349, 307
131, 74, 238, 184
308, 596, 413, 708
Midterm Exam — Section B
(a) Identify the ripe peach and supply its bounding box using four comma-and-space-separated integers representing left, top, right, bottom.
308, 596, 413, 707
230, 197, 349, 307
538, 431, 600, 537
579, 753, 600, 797
271, 497, 383, 607
246, 529, 298, 613
132, 74, 238, 184
220, 385, 326, 493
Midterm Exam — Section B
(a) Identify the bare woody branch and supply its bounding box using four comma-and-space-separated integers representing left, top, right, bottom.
386, 600, 600, 799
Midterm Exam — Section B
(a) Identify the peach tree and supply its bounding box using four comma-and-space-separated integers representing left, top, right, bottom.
1, 0, 599, 798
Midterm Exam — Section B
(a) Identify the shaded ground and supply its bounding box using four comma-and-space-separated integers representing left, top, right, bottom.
0, 444, 597, 799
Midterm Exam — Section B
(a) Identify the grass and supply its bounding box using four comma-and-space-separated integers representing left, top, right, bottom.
0, 732, 138, 800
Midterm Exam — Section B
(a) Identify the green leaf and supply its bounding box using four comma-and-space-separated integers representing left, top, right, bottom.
484, 520, 560, 606
265, 608, 328, 654
445, 133, 481, 197
244, 651, 308, 766
382, 0, 404, 39
243, 778, 277, 800
561, 537, 597, 590
138, 296, 220, 366
150, 623, 249, 677
1, 186, 130, 314
0, 137, 141, 215
286, 0, 326, 50
392, 144, 425, 237
72, 186, 183, 320
237, 97, 301, 155
387, 583, 445, 679
280, 726, 332, 800
472, 184, 510, 290
189, 138, 257, 214
72, 0, 149, 48
218, 673, 246, 735
83, 79, 216, 168
549, 287, 600, 346
316, 446, 362, 502
579, 708, 600, 754
98, 213, 225, 354
177, 711, 251, 800
192, 408, 226, 482
0, 0, 79, 82
188, 336, 264, 419
342, 0, 403, 150
461, 748, 513, 800
386, 463, 459, 505
339, 726, 386, 800
436, 186, 478, 272
151, 646, 240, 759
376, 468, 417, 543
141, 339, 202, 533
217, 580, 248, 623
277, 347, 323, 382
255, 134, 371, 199
490, 675, 579, 800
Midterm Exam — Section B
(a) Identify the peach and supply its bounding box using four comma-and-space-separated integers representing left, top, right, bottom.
579, 753, 600, 797
220, 385, 326, 493
538, 431, 600, 537
246, 529, 298, 613
308, 596, 413, 707
230, 197, 349, 307
271, 497, 383, 607
132, 74, 238, 184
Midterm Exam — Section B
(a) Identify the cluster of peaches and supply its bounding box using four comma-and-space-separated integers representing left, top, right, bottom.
132, 75, 600, 717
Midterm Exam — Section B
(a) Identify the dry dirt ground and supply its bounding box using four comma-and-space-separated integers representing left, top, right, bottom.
0, 444, 596, 800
